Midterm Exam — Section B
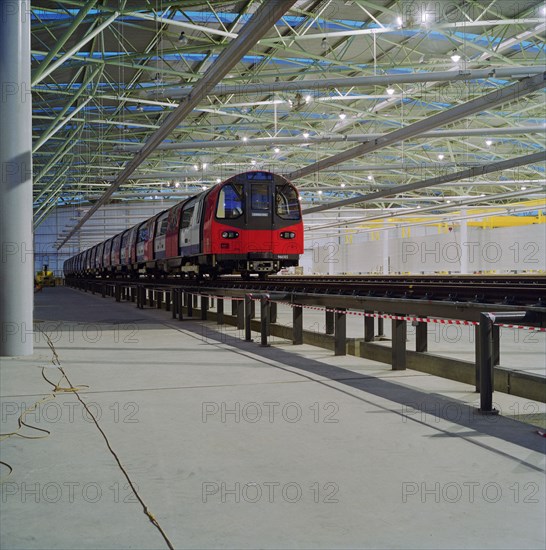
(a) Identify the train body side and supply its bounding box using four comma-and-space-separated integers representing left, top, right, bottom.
63, 171, 303, 278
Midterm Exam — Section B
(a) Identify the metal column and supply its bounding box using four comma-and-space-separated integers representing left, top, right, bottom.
260, 296, 270, 347
364, 314, 374, 342
415, 321, 428, 352
217, 298, 224, 325
325, 310, 335, 335
292, 304, 303, 345
0, 0, 33, 356
391, 318, 407, 370
201, 296, 208, 320
245, 295, 252, 341
334, 309, 347, 356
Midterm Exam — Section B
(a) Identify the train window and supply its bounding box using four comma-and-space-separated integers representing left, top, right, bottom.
275, 184, 301, 220
181, 206, 195, 229
137, 226, 149, 243
216, 184, 243, 219
251, 183, 270, 211
157, 214, 168, 236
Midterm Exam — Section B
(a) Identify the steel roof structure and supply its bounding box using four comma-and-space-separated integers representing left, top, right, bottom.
28, 0, 546, 247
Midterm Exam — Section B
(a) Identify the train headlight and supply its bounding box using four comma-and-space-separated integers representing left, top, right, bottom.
221, 231, 239, 239
280, 231, 296, 239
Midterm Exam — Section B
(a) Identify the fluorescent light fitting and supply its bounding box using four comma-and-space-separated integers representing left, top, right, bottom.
450, 50, 461, 63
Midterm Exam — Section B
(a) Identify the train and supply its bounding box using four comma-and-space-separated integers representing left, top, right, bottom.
63, 171, 304, 279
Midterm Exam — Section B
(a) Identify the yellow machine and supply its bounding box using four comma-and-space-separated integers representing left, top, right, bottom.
35, 265, 55, 287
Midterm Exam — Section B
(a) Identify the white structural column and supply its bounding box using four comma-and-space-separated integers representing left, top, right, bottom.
0, 0, 33, 356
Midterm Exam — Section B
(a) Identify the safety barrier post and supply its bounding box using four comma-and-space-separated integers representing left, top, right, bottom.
269, 302, 277, 324
292, 304, 303, 345
178, 289, 184, 320
415, 320, 428, 352
236, 301, 244, 330
165, 291, 171, 312
171, 289, 177, 319
201, 296, 209, 321
217, 298, 224, 325
260, 296, 270, 347
245, 294, 252, 341
187, 292, 193, 317
334, 308, 347, 356
377, 316, 385, 338
478, 312, 526, 414
325, 310, 334, 335
364, 314, 374, 342
391, 318, 407, 370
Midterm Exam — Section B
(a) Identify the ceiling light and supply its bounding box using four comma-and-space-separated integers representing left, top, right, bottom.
339, 110, 347, 120
305, 95, 312, 103
340, 183, 346, 188
317, 190, 323, 195
242, 136, 248, 142
216, 178, 221, 183
367, 175, 373, 180
321, 38, 329, 51
446, 200, 451, 204
485, 139, 493, 146
274, 147, 280, 153
521, 186, 527, 190
178, 32, 189, 45
396, 16, 403, 27
480, 194, 486, 197
251, 160, 256, 165
450, 50, 461, 63
202, 185, 207, 191
193, 164, 199, 171
386, 86, 395, 96
438, 154, 444, 160
174, 181, 180, 188
303, 132, 310, 138
202, 163, 207, 169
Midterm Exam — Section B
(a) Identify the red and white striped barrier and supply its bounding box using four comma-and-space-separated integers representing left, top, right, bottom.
183, 291, 546, 332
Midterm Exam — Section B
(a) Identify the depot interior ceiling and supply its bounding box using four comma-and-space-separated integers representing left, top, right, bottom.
29, 0, 546, 245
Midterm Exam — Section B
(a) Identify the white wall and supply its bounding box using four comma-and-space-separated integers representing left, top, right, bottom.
304, 223, 546, 275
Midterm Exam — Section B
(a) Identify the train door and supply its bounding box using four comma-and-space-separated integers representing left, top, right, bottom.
248, 178, 273, 252
179, 199, 199, 257
154, 212, 169, 259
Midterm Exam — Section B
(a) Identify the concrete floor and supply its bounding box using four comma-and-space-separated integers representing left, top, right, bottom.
1, 287, 545, 550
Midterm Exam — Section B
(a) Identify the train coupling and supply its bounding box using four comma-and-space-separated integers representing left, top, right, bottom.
248, 260, 280, 273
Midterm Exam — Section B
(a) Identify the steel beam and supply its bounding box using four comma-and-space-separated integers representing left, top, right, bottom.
292, 72, 546, 183
303, 151, 546, 215
153, 66, 545, 99
57, 0, 298, 249
31, 0, 98, 85
32, 12, 119, 86
118, 126, 545, 153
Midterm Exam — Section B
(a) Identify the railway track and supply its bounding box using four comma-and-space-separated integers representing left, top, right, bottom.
69, 274, 546, 307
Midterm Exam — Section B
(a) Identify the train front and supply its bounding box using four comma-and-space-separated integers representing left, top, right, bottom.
203, 171, 304, 276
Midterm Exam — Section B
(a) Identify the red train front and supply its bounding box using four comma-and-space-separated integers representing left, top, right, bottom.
64, 171, 304, 279
202, 171, 303, 276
